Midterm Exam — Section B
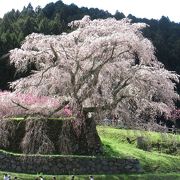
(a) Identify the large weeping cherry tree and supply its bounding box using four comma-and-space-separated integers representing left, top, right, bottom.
1, 16, 179, 154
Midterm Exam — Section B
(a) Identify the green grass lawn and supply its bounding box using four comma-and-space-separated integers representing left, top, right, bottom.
0, 126, 180, 179
0, 171, 180, 180
97, 126, 180, 173
0, 172, 179, 180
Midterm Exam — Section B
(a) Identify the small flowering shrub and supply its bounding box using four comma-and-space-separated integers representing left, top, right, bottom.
0, 91, 72, 118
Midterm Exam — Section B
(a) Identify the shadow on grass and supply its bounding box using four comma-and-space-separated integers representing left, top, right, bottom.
101, 144, 121, 157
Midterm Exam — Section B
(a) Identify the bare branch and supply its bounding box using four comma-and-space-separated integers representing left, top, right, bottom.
0, 53, 10, 62
11, 100, 29, 111
48, 100, 70, 118
50, 44, 59, 63
35, 65, 55, 86
60, 44, 71, 60
33, 45, 58, 87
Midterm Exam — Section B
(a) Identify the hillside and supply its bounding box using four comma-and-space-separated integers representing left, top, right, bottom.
0, 0, 180, 94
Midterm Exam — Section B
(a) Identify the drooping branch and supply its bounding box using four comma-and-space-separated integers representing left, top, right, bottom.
50, 44, 59, 63
11, 100, 51, 118
75, 47, 117, 93
112, 77, 131, 97
48, 100, 70, 118
11, 100, 29, 111
76, 48, 130, 103
111, 95, 132, 109
82, 94, 130, 113
34, 45, 59, 86
60, 44, 71, 60
0, 53, 10, 63
34, 65, 55, 86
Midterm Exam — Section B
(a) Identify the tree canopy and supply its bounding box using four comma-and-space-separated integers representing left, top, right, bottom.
2, 16, 178, 129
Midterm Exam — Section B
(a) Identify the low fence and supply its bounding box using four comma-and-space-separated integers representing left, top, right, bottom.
166, 127, 180, 134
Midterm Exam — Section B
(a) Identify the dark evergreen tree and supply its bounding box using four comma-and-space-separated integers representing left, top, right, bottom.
114, 10, 125, 20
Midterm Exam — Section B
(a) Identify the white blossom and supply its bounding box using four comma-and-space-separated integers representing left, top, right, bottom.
8, 16, 179, 126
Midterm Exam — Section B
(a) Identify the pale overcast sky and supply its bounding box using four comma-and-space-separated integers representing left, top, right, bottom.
0, 0, 179, 22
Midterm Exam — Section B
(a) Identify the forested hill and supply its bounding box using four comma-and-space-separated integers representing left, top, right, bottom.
0, 0, 180, 90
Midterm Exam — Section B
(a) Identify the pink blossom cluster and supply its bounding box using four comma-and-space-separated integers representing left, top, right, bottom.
63, 105, 73, 116
14, 93, 59, 106
0, 91, 72, 118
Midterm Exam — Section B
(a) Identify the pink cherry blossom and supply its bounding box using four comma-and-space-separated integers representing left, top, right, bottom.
0, 16, 178, 124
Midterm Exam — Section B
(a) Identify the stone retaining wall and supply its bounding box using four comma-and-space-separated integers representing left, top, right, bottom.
0, 151, 142, 174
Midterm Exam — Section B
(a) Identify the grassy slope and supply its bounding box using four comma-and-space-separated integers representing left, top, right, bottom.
0, 126, 179, 179
97, 126, 180, 173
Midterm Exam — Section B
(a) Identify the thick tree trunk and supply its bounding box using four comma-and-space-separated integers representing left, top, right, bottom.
58, 113, 102, 155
